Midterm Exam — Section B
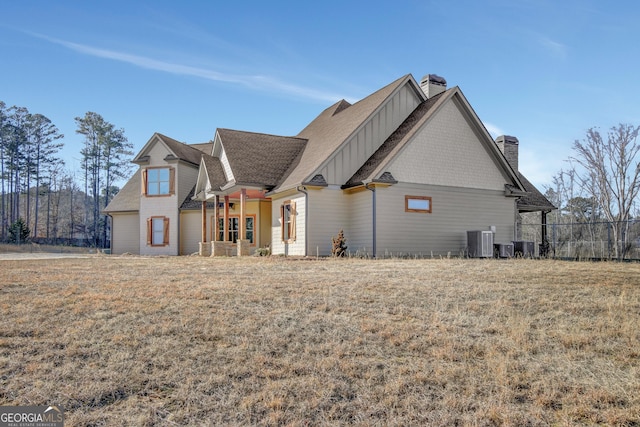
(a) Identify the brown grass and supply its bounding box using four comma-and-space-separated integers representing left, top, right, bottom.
1, 256, 639, 426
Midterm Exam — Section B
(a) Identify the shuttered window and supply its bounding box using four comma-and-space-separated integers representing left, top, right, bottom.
147, 216, 170, 246
280, 201, 296, 242
142, 167, 175, 196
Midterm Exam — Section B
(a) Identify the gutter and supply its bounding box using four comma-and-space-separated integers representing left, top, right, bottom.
296, 186, 308, 256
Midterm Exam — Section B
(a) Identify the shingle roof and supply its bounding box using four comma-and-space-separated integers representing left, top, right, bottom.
105, 137, 214, 213
103, 169, 140, 213
517, 173, 556, 212
180, 185, 219, 210
157, 133, 209, 165
202, 155, 227, 190
274, 74, 413, 192
344, 93, 445, 187
189, 142, 214, 155
217, 129, 307, 189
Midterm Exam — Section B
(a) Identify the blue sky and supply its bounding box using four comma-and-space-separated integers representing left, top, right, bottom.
2, 0, 640, 190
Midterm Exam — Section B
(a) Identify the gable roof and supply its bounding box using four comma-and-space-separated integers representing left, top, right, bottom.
133, 133, 209, 166
274, 74, 417, 192
204, 129, 307, 192
343, 86, 525, 192
344, 91, 446, 187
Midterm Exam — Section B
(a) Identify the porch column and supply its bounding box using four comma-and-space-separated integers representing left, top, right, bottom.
213, 195, 219, 242
198, 200, 211, 256
201, 201, 207, 243
223, 195, 230, 242
211, 195, 227, 257
237, 188, 249, 256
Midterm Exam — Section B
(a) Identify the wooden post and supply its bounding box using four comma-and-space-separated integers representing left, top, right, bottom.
212, 195, 219, 242
223, 195, 230, 242
201, 200, 207, 243
239, 188, 246, 241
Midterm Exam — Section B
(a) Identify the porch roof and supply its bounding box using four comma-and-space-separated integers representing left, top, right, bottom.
517, 173, 556, 212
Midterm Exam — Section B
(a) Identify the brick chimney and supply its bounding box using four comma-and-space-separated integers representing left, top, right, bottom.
495, 135, 519, 172
420, 74, 447, 98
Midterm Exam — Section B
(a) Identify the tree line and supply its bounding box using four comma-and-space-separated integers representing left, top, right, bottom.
543, 123, 640, 260
0, 101, 133, 247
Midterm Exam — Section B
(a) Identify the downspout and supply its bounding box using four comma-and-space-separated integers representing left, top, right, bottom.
296, 186, 308, 256
364, 182, 376, 258
177, 208, 181, 256
513, 199, 519, 241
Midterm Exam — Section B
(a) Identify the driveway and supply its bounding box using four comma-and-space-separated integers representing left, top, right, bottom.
0, 252, 96, 261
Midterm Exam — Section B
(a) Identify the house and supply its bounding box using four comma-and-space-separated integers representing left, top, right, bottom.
104, 73, 554, 257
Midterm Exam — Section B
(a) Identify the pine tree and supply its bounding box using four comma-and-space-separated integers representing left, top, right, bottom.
8, 217, 30, 243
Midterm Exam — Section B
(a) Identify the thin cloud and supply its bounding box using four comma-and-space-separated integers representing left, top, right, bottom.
31, 32, 352, 104
483, 122, 505, 138
538, 35, 567, 58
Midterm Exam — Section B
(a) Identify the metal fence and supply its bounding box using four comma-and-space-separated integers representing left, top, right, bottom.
521, 220, 640, 260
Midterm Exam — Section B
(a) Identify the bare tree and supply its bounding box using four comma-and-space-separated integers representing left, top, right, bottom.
571, 124, 640, 259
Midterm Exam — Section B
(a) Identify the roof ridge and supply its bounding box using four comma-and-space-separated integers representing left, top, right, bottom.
332, 99, 352, 116
218, 127, 305, 141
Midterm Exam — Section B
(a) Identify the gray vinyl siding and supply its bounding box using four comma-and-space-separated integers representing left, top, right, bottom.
177, 163, 199, 207
320, 84, 422, 185
180, 210, 203, 255
346, 190, 374, 255
374, 183, 516, 257
388, 98, 508, 191
306, 188, 349, 256
110, 213, 140, 254
270, 194, 306, 256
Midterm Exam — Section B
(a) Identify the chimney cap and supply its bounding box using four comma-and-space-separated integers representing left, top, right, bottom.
420, 74, 447, 86
496, 135, 519, 144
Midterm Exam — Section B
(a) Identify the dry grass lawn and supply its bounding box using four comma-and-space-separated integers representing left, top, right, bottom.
1, 256, 639, 426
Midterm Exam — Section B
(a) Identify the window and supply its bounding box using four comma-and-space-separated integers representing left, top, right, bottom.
146, 216, 169, 246
281, 201, 296, 242
142, 167, 175, 196
216, 215, 255, 244
405, 195, 432, 213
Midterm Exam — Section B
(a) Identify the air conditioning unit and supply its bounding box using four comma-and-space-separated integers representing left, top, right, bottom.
513, 241, 535, 258
467, 230, 494, 258
494, 243, 514, 258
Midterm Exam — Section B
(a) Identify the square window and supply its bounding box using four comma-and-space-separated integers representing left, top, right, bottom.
145, 168, 173, 196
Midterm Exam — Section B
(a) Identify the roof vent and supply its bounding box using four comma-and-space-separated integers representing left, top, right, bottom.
420, 74, 447, 99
